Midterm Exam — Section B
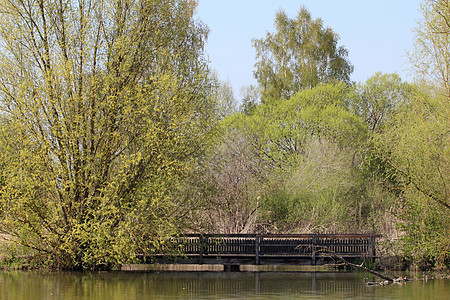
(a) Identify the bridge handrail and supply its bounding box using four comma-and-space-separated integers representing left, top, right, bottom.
147, 233, 381, 266
177, 233, 381, 239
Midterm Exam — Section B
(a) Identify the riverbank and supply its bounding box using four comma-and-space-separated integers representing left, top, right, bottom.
1, 233, 448, 273
1, 253, 448, 273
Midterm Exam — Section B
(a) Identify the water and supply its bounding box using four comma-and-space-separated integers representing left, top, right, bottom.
0, 271, 448, 300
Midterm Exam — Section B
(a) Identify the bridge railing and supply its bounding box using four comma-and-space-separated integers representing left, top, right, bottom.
163, 234, 380, 264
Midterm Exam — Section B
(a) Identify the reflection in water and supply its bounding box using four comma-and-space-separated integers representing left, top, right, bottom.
0, 271, 448, 299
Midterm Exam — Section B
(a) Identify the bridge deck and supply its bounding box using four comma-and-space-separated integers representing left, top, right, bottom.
143, 234, 380, 267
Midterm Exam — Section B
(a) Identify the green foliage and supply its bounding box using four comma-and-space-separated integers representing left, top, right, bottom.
373, 88, 449, 267
376, 89, 449, 211
260, 138, 394, 234
399, 189, 450, 269
0, 0, 445, 272
357, 1, 449, 267
355, 73, 413, 133
239, 84, 260, 115
387, 0, 449, 267
409, 0, 449, 96
224, 83, 365, 171
209, 83, 392, 235
357, 75, 448, 267
253, 7, 353, 101
199, 0, 449, 270
0, 0, 216, 269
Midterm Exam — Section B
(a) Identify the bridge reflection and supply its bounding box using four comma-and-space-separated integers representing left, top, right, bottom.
138, 272, 372, 298
0, 271, 384, 299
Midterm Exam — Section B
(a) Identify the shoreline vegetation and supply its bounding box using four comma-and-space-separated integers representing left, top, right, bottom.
0, 234, 447, 275
1, 232, 449, 285
0, 0, 448, 271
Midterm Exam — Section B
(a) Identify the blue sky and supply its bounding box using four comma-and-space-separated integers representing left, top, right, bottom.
196, 0, 422, 98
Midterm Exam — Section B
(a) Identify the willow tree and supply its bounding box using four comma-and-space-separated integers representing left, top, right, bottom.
0, 0, 215, 269
410, 0, 449, 97
253, 7, 353, 102
375, 0, 449, 267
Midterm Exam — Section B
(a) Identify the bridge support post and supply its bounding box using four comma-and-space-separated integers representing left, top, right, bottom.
369, 234, 375, 262
224, 260, 240, 272
255, 234, 260, 265
311, 235, 316, 265
199, 234, 203, 265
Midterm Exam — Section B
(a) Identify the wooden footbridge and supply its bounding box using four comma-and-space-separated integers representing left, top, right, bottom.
142, 234, 381, 271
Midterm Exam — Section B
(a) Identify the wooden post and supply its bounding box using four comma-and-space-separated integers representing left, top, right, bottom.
369, 234, 375, 261
311, 235, 316, 265
225, 258, 231, 272
199, 234, 203, 265
255, 234, 260, 265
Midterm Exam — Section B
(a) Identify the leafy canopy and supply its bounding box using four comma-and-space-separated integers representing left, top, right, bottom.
223, 82, 365, 172
0, 0, 215, 269
253, 7, 353, 102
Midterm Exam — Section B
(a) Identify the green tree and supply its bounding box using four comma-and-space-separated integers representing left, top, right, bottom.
375, 88, 449, 267
239, 84, 260, 115
410, 0, 449, 97
373, 0, 450, 268
232, 83, 364, 170
0, 0, 215, 269
252, 7, 353, 102
211, 83, 371, 233
355, 73, 413, 133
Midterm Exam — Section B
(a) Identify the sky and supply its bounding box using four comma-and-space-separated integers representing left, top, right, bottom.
195, 0, 423, 99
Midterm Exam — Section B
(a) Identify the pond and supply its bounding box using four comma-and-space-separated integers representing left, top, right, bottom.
0, 270, 448, 299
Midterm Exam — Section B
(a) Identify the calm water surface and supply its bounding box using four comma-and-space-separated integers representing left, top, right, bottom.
0, 271, 448, 300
